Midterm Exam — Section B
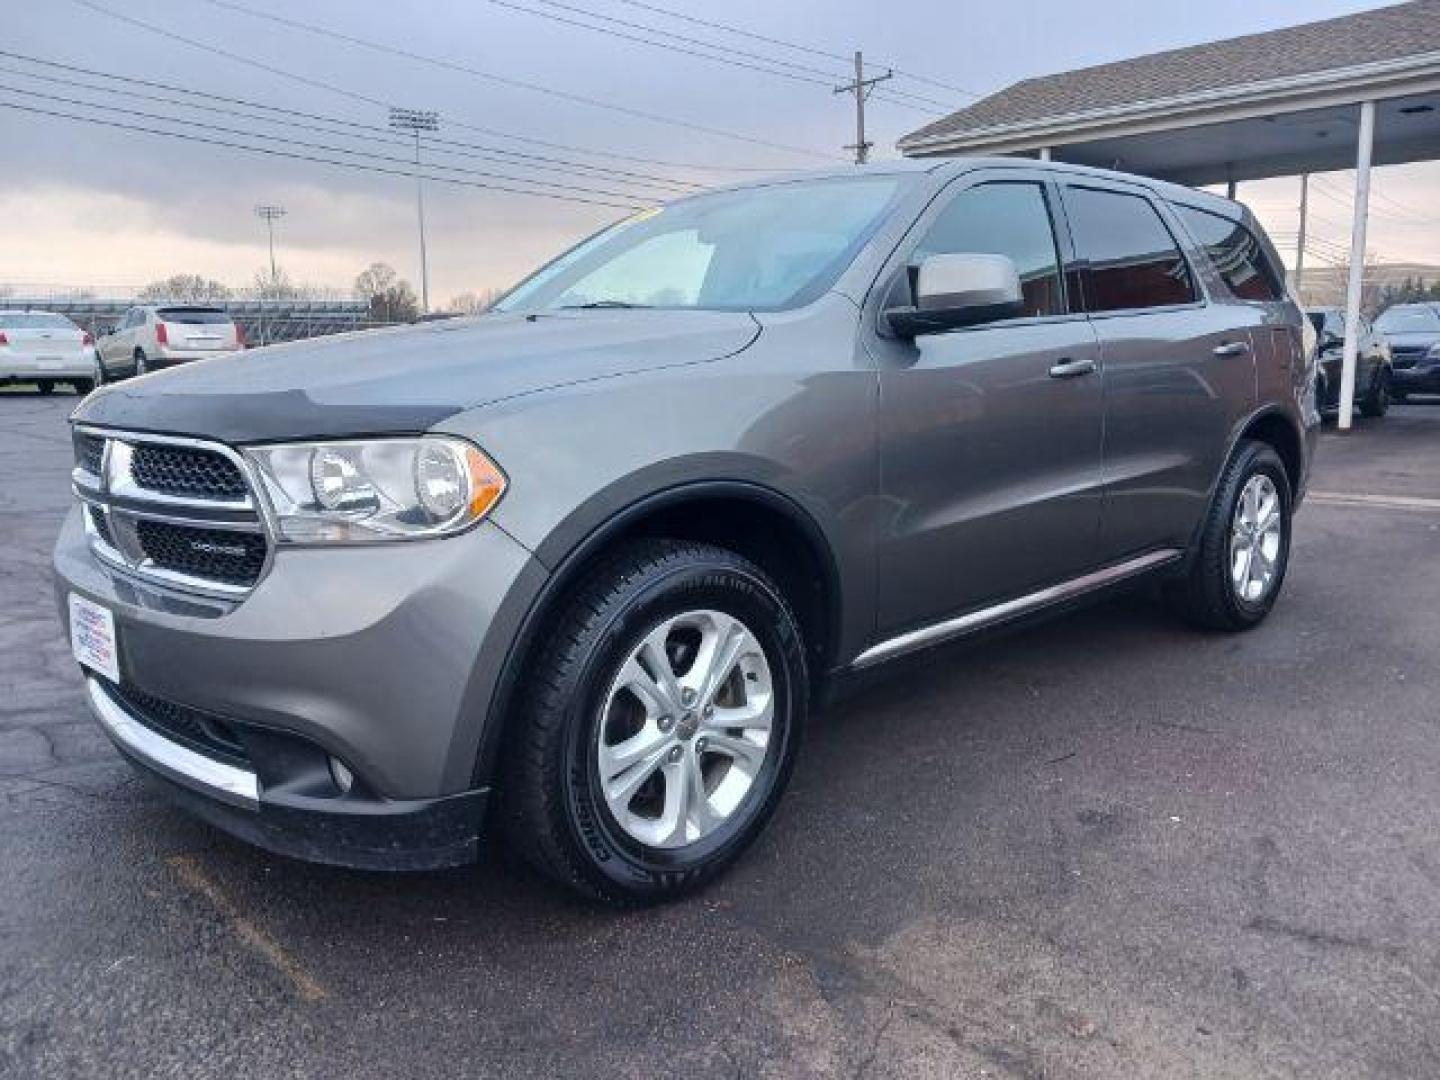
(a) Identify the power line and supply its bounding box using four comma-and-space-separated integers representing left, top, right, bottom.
0, 54, 702, 194
0, 81, 664, 203
0, 98, 642, 210
159, 0, 840, 160
599, 0, 983, 99
488, 0, 952, 113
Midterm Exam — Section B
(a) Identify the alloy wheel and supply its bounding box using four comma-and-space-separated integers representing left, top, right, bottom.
596, 609, 774, 850
1230, 474, 1283, 603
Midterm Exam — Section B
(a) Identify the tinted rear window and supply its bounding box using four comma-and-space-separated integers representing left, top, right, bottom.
156, 307, 231, 324
1175, 206, 1285, 301
0, 312, 77, 330
1065, 187, 1196, 312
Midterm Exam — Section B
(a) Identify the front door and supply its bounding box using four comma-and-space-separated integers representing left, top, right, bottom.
868, 173, 1106, 636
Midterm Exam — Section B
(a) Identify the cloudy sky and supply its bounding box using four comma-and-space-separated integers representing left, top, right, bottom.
4, 0, 1431, 305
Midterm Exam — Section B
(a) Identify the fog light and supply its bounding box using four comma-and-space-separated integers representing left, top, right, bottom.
329, 756, 355, 794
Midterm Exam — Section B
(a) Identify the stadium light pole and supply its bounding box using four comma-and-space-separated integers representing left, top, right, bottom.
388, 107, 439, 314
254, 204, 286, 346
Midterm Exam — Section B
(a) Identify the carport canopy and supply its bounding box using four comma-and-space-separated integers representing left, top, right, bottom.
899, 0, 1440, 429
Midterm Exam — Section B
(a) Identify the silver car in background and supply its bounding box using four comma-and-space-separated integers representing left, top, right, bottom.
96, 304, 244, 379
0, 310, 98, 395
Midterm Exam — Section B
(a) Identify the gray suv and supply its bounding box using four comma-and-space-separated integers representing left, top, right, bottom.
54, 160, 1316, 902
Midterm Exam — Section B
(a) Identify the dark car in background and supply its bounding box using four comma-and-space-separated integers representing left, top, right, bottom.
1374, 302, 1440, 400
1307, 307, 1393, 417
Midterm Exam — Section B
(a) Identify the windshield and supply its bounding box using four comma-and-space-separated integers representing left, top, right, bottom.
0, 311, 78, 330
496, 175, 909, 314
1376, 305, 1440, 333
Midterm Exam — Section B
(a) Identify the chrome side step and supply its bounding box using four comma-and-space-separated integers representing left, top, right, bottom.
86, 678, 260, 808
850, 549, 1183, 670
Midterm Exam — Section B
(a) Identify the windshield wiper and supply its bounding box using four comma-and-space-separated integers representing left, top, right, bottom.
557, 300, 651, 310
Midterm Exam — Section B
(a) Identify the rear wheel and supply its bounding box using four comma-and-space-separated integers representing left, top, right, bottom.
1167, 440, 1292, 631
502, 539, 806, 903
133, 349, 149, 377
71, 378, 95, 395
36, 380, 54, 395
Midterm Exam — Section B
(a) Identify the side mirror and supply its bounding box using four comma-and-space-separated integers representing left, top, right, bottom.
887, 253, 1025, 338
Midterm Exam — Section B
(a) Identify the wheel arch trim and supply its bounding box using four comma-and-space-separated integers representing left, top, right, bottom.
471, 479, 844, 789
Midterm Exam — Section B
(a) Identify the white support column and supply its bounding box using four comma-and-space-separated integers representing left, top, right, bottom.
1338, 100, 1376, 431
1038, 147, 1052, 161
1295, 173, 1309, 296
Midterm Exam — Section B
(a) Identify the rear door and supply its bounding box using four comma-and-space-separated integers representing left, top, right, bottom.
868, 169, 1106, 635
1058, 182, 1258, 560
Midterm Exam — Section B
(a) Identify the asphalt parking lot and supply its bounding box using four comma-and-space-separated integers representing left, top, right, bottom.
2, 389, 1438, 1079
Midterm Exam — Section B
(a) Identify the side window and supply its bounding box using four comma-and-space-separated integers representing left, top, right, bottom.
911, 181, 1065, 318
1174, 205, 1285, 301
1065, 186, 1196, 312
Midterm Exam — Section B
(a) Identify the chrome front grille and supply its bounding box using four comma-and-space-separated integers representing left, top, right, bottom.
72, 427, 270, 598
131, 443, 250, 501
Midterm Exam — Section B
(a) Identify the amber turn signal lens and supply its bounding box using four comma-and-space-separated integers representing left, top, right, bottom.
465, 445, 507, 519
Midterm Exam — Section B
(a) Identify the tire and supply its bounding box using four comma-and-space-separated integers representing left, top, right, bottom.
1360, 370, 1390, 418
1392, 387, 1409, 403
1167, 440, 1292, 632
71, 378, 95, 395
36, 380, 54, 395
502, 538, 807, 903
133, 349, 148, 377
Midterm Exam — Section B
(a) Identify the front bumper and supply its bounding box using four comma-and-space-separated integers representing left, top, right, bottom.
1392, 361, 1440, 394
55, 507, 549, 867
87, 677, 488, 869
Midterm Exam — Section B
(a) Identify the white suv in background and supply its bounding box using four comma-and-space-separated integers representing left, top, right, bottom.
97, 305, 244, 379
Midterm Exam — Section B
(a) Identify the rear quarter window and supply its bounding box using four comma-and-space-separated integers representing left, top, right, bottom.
1174, 205, 1285, 302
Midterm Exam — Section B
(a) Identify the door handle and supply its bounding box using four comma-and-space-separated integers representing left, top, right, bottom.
1213, 341, 1251, 357
1048, 357, 1097, 378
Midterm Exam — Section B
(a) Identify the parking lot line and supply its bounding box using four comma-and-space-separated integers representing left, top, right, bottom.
167, 853, 327, 1004
1306, 490, 1440, 512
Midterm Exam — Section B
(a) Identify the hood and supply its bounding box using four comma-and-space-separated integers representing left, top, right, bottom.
1381, 331, 1440, 350
74, 310, 760, 442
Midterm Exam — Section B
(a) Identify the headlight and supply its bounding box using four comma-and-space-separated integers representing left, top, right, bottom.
244, 436, 506, 543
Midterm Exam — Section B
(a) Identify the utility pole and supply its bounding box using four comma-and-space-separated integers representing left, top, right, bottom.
253, 204, 286, 347
1295, 173, 1309, 299
388, 107, 439, 314
833, 51, 892, 165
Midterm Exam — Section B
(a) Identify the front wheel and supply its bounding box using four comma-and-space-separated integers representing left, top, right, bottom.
502, 539, 807, 903
1167, 440, 1292, 631
1360, 370, 1391, 418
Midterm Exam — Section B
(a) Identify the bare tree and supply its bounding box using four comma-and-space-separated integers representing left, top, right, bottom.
445, 288, 503, 315
253, 265, 298, 300
354, 262, 419, 323
137, 274, 232, 302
